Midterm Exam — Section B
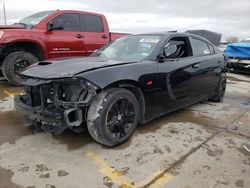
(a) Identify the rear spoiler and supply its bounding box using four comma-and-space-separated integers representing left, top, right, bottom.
186, 30, 222, 46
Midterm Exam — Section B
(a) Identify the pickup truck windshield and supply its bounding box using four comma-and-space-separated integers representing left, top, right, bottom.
94, 35, 162, 62
18, 11, 55, 28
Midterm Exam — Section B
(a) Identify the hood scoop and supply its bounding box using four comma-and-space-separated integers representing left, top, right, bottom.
38, 62, 52, 66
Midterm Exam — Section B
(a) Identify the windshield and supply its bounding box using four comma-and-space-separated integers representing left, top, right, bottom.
241, 39, 250, 43
18, 11, 55, 28
94, 35, 162, 62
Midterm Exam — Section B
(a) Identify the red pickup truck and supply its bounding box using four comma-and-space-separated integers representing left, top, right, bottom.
0, 10, 127, 85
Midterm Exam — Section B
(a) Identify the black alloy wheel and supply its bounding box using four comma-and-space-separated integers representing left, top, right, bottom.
87, 88, 139, 147
106, 98, 136, 140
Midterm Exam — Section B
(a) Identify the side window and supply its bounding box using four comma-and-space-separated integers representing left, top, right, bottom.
163, 36, 192, 59
81, 14, 104, 32
52, 13, 80, 32
208, 44, 215, 54
191, 38, 211, 56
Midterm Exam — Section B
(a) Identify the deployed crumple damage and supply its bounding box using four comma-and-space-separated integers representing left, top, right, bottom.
15, 77, 100, 134
16, 56, 156, 134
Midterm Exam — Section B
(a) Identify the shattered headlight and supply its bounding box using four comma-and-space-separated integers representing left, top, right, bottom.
0, 31, 4, 39
79, 79, 99, 90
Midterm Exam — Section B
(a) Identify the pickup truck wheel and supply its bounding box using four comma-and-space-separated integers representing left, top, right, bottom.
2, 51, 38, 86
87, 88, 139, 147
209, 73, 227, 102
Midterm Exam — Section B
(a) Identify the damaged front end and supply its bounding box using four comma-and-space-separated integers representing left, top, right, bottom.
14, 77, 99, 134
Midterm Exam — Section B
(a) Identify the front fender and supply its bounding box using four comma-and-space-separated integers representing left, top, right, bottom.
75, 61, 157, 89
1, 34, 47, 59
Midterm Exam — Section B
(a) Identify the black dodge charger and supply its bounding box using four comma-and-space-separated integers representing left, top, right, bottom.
15, 32, 227, 146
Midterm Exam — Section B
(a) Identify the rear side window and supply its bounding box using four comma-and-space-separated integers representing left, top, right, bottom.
53, 13, 80, 32
191, 38, 211, 56
81, 14, 104, 32
208, 44, 215, 54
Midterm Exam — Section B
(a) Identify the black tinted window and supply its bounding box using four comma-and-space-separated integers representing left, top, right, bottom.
53, 13, 80, 32
164, 37, 192, 59
191, 38, 211, 56
81, 14, 104, 32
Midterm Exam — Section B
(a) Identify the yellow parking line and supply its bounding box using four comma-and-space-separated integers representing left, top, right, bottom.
85, 150, 173, 188
3, 90, 19, 97
85, 149, 173, 188
85, 149, 135, 188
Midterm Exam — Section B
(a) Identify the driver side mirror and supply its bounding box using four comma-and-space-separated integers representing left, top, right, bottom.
47, 19, 64, 31
163, 44, 178, 58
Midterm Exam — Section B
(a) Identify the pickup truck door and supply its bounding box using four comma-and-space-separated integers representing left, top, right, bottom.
46, 13, 85, 59
80, 14, 110, 56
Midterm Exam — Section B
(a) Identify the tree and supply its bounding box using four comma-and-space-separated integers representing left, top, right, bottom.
226, 36, 239, 43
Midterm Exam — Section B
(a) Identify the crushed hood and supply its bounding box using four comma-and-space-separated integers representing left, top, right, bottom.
0, 24, 26, 29
225, 43, 250, 59
22, 57, 134, 79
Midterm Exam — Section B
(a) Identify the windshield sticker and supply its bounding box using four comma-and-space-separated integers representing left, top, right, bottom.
139, 38, 160, 43
141, 52, 150, 56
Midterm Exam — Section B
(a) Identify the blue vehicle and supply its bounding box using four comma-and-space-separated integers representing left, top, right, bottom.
225, 38, 250, 74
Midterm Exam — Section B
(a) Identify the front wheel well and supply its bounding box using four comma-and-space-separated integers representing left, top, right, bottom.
104, 80, 145, 124
1, 42, 44, 61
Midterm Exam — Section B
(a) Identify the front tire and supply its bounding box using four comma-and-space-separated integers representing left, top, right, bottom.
2, 51, 38, 86
209, 73, 227, 102
87, 88, 139, 147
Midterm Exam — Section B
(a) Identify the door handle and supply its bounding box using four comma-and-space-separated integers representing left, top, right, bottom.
101, 35, 108, 39
192, 64, 200, 69
76, 34, 84, 39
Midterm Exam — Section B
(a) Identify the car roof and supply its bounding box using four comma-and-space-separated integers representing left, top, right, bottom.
129, 32, 213, 45
134, 31, 193, 36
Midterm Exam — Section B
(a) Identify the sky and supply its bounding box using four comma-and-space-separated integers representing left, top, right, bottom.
0, 0, 249, 40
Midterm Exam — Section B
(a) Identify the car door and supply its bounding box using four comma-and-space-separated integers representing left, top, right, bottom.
46, 13, 85, 59
156, 36, 204, 113
80, 14, 110, 56
189, 37, 221, 97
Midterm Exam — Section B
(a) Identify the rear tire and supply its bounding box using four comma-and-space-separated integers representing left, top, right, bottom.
2, 51, 38, 86
209, 73, 227, 102
87, 88, 139, 147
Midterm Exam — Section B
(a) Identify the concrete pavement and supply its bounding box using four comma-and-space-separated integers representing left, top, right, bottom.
0, 73, 249, 188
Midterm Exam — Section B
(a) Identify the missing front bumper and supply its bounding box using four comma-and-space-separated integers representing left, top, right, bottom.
14, 96, 85, 134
